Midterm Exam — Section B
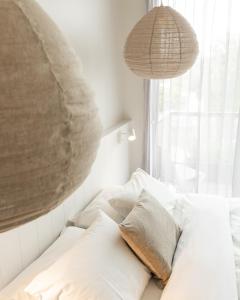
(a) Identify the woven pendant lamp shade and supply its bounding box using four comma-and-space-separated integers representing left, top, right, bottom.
0, 0, 102, 232
124, 6, 199, 79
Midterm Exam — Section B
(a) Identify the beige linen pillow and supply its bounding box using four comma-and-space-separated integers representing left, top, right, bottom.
68, 187, 127, 228
119, 190, 181, 286
109, 195, 136, 218
111, 190, 191, 230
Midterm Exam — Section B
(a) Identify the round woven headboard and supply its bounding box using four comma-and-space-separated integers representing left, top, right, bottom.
0, 0, 102, 232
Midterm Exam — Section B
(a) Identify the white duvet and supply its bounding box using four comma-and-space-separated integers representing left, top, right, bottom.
160, 195, 238, 300
230, 198, 240, 298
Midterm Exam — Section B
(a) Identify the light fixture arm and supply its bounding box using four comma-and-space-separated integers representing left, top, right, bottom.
118, 128, 136, 143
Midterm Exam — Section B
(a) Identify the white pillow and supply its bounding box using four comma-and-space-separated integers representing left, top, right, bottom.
124, 168, 177, 212
108, 168, 177, 219
113, 169, 190, 228
23, 211, 151, 300
0, 227, 85, 299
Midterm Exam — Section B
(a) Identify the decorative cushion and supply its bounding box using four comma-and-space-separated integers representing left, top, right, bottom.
119, 190, 181, 286
0, 0, 102, 232
68, 187, 135, 228
21, 211, 151, 300
109, 195, 136, 218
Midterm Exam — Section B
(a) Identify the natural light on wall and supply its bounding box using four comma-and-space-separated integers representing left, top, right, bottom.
146, 0, 240, 196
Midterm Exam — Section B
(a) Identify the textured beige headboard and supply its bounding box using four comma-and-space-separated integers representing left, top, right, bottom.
0, 0, 102, 232
0, 120, 130, 291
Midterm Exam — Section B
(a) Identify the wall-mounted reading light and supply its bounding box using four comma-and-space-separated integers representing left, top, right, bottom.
128, 128, 136, 141
118, 128, 136, 143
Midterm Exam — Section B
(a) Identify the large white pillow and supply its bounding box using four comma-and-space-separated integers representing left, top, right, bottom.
22, 211, 151, 300
124, 168, 178, 212
0, 227, 85, 299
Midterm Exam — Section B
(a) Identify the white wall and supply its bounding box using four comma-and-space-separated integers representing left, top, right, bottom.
116, 1, 147, 172
37, 0, 146, 171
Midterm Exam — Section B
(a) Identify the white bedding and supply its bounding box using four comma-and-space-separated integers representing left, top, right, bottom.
229, 198, 240, 298
161, 194, 238, 300
1, 195, 240, 300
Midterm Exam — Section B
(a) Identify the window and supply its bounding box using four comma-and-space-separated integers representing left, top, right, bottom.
146, 0, 240, 196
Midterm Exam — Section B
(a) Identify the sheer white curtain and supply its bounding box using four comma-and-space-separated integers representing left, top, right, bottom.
145, 0, 240, 196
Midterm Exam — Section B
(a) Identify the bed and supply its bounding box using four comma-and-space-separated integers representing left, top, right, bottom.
0, 168, 239, 300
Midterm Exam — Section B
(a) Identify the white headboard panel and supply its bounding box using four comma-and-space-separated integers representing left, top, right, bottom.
0, 120, 130, 291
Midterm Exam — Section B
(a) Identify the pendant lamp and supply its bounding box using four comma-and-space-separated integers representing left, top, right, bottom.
0, 0, 102, 232
124, 4, 199, 79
